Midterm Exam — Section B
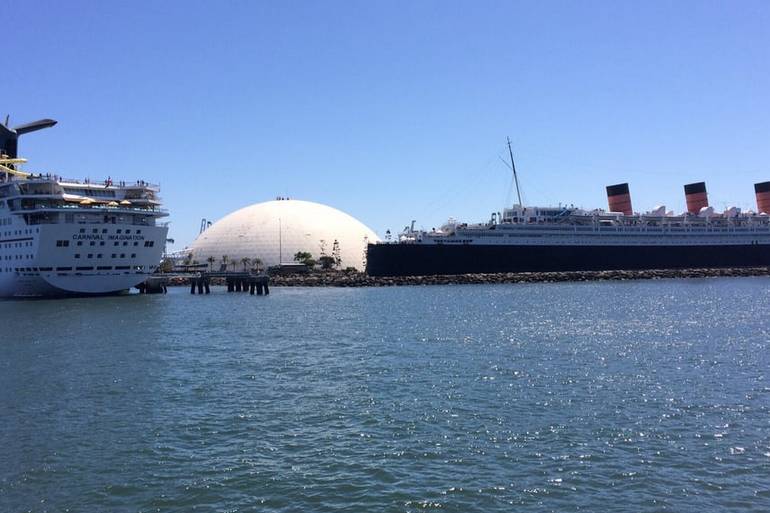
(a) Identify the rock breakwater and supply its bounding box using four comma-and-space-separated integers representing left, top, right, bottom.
161, 268, 770, 288
270, 267, 770, 287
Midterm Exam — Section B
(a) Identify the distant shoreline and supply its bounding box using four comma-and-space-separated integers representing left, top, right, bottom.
161, 267, 770, 288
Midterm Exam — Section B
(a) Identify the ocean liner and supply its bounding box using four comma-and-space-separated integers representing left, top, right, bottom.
366, 143, 770, 277
0, 118, 168, 297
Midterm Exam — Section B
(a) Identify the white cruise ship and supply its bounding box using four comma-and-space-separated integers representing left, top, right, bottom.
0, 118, 168, 297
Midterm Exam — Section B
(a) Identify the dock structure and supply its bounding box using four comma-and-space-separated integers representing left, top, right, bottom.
223, 273, 270, 295
137, 271, 269, 295
189, 274, 211, 295
136, 275, 168, 294
189, 271, 270, 295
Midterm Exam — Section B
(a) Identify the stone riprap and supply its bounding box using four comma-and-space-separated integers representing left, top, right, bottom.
162, 268, 770, 288
268, 267, 770, 287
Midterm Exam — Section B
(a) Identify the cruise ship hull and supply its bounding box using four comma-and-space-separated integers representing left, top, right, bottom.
0, 273, 138, 298
366, 243, 770, 277
0, 223, 168, 298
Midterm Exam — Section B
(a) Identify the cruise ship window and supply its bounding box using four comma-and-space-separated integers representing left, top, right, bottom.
120, 253, 125, 258
133, 242, 138, 246
126, 230, 131, 234
111, 254, 116, 258
102, 229, 108, 233
114, 242, 119, 246
117, 229, 122, 234
87, 254, 93, 258
90, 241, 95, 246
131, 253, 136, 258
92, 228, 98, 234
100, 241, 105, 246
75, 254, 80, 259
123, 242, 128, 246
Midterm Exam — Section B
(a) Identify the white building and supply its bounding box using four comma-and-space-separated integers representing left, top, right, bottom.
189, 199, 379, 270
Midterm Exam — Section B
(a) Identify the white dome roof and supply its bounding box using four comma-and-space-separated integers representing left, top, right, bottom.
190, 199, 379, 270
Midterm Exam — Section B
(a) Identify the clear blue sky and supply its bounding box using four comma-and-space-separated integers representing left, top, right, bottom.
6, 0, 770, 250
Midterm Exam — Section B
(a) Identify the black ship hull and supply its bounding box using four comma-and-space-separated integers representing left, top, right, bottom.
366, 243, 770, 277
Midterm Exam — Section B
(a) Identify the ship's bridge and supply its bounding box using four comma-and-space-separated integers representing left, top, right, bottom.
501, 205, 580, 223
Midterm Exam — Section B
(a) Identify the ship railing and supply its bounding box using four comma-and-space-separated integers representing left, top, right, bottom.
22, 212, 162, 226
22, 174, 160, 189
60, 178, 161, 189
12, 203, 168, 214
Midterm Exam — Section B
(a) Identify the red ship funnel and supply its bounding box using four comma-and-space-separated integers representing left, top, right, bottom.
684, 182, 708, 214
755, 182, 770, 214
606, 183, 633, 215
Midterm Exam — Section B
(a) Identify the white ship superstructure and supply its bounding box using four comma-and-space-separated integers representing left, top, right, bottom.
0, 118, 168, 297
398, 203, 770, 247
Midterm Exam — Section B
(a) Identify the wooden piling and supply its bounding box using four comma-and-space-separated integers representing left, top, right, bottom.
183, 272, 269, 297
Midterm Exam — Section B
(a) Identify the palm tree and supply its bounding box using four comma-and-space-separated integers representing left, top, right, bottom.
253, 257, 263, 271
241, 257, 251, 271
221, 255, 229, 271
206, 256, 215, 271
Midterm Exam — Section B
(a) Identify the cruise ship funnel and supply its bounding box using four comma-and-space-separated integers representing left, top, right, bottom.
0, 118, 57, 159
755, 182, 770, 214
606, 183, 633, 215
684, 182, 708, 214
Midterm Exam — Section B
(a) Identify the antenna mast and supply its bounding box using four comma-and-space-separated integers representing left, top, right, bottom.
507, 137, 522, 206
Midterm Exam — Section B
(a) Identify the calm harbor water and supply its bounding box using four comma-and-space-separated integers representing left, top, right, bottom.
1, 278, 770, 512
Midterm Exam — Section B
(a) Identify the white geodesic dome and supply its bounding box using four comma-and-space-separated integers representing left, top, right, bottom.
189, 199, 379, 270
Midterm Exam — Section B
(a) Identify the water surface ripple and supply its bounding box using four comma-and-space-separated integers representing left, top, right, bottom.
2, 278, 770, 512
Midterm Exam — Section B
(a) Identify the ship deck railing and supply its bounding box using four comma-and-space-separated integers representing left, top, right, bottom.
18, 174, 160, 189
2, 174, 159, 190
10, 204, 168, 214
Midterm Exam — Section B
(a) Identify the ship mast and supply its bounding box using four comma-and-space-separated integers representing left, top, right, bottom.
507, 137, 523, 206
